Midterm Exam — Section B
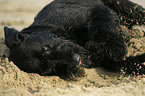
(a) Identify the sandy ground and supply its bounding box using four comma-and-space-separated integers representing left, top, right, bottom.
0, 0, 145, 96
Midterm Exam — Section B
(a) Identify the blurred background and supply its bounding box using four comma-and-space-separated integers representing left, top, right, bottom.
0, 0, 53, 38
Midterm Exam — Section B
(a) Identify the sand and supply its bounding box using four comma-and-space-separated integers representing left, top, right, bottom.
0, 0, 145, 96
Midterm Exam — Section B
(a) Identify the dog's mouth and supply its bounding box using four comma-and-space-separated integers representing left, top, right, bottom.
35, 41, 91, 78
38, 49, 89, 75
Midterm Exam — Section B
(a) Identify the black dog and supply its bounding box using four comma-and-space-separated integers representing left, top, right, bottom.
4, 0, 145, 79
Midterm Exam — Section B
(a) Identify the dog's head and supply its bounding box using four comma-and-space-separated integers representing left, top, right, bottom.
4, 26, 90, 79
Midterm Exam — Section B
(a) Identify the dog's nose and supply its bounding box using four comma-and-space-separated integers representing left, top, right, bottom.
73, 54, 80, 62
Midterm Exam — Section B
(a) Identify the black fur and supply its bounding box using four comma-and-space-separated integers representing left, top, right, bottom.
4, 0, 145, 79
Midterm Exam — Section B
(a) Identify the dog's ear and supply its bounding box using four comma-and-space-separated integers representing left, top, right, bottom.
4, 26, 24, 48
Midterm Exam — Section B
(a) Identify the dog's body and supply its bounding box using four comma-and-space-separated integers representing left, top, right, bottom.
4, 0, 145, 79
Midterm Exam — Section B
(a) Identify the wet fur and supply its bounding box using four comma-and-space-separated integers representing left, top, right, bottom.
4, 0, 145, 79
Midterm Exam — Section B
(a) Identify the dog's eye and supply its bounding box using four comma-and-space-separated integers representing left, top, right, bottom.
43, 46, 50, 52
